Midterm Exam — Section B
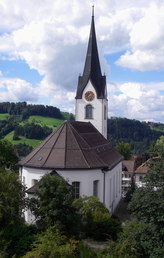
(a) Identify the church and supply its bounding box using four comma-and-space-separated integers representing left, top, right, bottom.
19, 7, 123, 223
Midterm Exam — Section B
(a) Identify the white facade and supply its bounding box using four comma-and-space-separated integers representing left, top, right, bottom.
75, 80, 108, 138
20, 161, 122, 223
134, 173, 145, 187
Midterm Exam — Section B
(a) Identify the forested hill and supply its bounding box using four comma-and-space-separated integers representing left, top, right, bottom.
107, 117, 164, 155
0, 102, 164, 155
0, 101, 63, 119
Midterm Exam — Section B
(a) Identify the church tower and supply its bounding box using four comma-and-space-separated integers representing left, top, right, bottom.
75, 6, 108, 138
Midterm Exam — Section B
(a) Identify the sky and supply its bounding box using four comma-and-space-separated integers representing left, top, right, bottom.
0, 0, 164, 123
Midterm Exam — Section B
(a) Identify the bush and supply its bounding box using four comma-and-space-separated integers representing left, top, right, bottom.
22, 227, 78, 258
86, 211, 122, 241
73, 196, 122, 241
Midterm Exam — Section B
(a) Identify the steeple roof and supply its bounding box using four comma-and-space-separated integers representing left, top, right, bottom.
19, 121, 123, 170
75, 7, 106, 99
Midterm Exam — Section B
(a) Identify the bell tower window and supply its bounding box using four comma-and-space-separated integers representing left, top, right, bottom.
85, 104, 93, 119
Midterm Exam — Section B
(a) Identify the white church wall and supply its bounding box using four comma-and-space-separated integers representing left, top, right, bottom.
24, 193, 36, 224
75, 80, 107, 138
105, 162, 122, 213
56, 168, 104, 202
20, 166, 51, 189
21, 162, 122, 222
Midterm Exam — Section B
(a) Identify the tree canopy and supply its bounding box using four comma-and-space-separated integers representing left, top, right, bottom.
0, 139, 19, 170
115, 142, 131, 159
29, 174, 79, 237
128, 154, 164, 257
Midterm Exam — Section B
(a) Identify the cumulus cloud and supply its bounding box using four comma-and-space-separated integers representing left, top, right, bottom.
0, 78, 38, 102
116, 3, 164, 71
0, 0, 164, 123
108, 81, 164, 122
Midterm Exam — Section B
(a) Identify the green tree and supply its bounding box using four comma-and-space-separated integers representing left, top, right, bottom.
21, 227, 78, 258
128, 156, 164, 257
154, 135, 164, 157
0, 169, 26, 228
0, 139, 19, 170
115, 142, 131, 159
73, 196, 121, 241
0, 169, 30, 256
29, 174, 80, 237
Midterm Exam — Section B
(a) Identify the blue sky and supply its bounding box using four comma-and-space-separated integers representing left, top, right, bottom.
0, 0, 164, 123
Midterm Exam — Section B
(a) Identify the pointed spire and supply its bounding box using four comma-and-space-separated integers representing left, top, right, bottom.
92, 5, 94, 17
76, 7, 106, 99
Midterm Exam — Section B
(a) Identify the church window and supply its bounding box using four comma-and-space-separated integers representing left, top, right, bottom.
104, 105, 107, 120
93, 180, 99, 197
85, 104, 93, 119
72, 181, 80, 199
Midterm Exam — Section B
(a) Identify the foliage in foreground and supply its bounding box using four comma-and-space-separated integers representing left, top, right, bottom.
29, 174, 80, 237
0, 139, 19, 170
128, 155, 164, 257
23, 223, 155, 258
22, 227, 78, 258
73, 196, 122, 241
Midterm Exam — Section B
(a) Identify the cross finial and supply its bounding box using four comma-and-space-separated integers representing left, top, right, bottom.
92, 4, 94, 17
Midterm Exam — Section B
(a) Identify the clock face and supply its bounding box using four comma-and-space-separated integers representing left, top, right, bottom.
84, 91, 95, 101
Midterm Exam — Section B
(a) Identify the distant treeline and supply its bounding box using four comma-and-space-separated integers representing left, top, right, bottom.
0, 102, 63, 119
107, 117, 164, 155
13, 123, 52, 140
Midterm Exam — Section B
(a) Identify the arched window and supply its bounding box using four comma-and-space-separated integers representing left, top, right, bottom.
93, 180, 99, 197
72, 182, 80, 199
104, 105, 107, 120
85, 104, 93, 119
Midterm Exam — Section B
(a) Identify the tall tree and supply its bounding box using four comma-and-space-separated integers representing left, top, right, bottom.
128, 155, 164, 257
29, 174, 80, 237
0, 139, 19, 171
115, 142, 131, 160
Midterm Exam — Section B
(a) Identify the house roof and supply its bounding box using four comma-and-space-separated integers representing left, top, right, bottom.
75, 7, 106, 99
19, 121, 123, 170
134, 159, 151, 174
122, 160, 135, 173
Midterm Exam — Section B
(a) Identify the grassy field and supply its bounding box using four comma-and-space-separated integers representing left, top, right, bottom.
20, 115, 65, 129
4, 115, 65, 148
4, 131, 42, 148
0, 113, 9, 120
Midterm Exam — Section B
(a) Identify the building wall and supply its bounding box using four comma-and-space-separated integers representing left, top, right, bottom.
20, 161, 122, 223
134, 173, 145, 187
75, 80, 108, 138
105, 162, 122, 213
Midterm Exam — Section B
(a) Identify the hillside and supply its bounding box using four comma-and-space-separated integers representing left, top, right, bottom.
0, 102, 164, 156
107, 117, 164, 155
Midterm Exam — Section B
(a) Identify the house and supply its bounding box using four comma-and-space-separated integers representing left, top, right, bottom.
133, 160, 150, 187
19, 6, 123, 223
122, 159, 135, 196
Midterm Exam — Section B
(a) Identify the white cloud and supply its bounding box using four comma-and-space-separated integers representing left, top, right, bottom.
0, 0, 164, 123
0, 78, 38, 102
116, 3, 164, 71
109, 81, 164, 122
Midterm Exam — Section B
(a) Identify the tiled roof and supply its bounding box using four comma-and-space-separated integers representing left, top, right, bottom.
122, 160, 135, 172
134, 159, 151, 174
19, 121, 123, 170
